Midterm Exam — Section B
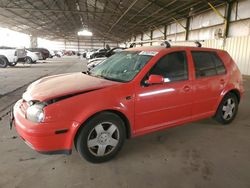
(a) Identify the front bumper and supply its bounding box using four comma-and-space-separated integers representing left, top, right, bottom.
12, 99, 80, 155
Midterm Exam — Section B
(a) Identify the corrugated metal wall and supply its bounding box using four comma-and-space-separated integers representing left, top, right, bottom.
204, 36, 250, 75
126, 0, 250, 75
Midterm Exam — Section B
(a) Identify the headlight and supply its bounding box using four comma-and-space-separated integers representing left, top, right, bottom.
26, 104, 45, 123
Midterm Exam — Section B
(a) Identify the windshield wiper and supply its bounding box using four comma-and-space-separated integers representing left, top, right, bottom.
97, 75, 127, 83
82, 70, 91, 75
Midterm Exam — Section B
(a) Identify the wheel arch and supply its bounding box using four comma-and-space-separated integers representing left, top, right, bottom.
220, 87, 241, 104
73, 109, 132, 150
228, 89, 241, 103
26, 56, 33, 62
214, 88, 241, 115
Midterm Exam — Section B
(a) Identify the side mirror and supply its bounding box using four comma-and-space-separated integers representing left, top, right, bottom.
145, 75, 164, 85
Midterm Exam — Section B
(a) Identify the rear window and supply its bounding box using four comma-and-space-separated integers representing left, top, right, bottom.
191, 51, 226, 78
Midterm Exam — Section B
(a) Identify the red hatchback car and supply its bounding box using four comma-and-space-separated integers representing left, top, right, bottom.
11, 45, 244, 163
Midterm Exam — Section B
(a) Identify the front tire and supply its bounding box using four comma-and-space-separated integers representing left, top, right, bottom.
76, 112, 126, 163
214, 93, 239, 124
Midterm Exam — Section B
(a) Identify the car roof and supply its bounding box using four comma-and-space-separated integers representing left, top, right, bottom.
125, 46, 225, 53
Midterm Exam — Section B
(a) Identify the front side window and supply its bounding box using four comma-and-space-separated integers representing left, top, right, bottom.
192, 51, 226, 78
90, 51, 153, 82
148, 51, 188, 83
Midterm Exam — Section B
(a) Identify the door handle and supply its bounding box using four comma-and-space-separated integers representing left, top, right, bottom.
183, 85, 191, 92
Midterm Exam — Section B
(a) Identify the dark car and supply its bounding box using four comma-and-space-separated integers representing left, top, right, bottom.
91, 48, 108, 59
27, 48, 50, 60
105, 47, 126, 57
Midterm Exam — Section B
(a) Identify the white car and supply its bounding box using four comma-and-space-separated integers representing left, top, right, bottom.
87, 57, 107, 70
86, 49, 98, 59
0, 48, 26, 68
54, 50, 63, 57
17, 50, 40, 64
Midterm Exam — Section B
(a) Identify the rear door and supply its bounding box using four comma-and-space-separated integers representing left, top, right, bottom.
190, 50, 227, 119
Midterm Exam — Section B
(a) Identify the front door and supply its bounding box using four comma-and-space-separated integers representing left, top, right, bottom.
134, 51, 193, 135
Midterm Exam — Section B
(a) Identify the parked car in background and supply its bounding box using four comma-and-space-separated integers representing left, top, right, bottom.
86, 49, 98, 59
87, 57, 107, 70
11, 45, 244, 163
86, 47, 126, 60
33, 51, 43, 60
63, 50, 76, 56
17, 50, 39, 64
105, 47, 126, 57
90, 48, 108, 59
54, 50, 63, 58
48, 50, 55, 58
82, 51, 87, 58
27, 48, 50, 60
0, 47, 26, 68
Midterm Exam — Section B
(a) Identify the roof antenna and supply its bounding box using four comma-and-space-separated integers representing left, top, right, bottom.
194, 41, 202, 47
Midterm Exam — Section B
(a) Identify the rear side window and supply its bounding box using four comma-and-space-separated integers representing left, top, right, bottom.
192, 51, 226, 78
149, 51, 188, 82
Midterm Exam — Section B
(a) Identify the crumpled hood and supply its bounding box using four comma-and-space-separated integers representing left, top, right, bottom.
23, 72, 119, 102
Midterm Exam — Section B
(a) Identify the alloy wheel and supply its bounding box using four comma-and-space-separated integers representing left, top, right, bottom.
87, 122, 119, 157
222, 98, 235, 120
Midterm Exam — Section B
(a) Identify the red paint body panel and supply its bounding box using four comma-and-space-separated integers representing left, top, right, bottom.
23, 72, 120, 101
13, 99, 79, 151
13, 46, 244, 153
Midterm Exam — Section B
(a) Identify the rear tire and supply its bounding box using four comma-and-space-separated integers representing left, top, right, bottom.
25, 57, 33, 64
214, 93, 238, 125
0, 56, 8, 68
76, 112, 126, 163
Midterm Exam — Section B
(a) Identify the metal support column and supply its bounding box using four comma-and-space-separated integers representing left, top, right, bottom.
207, 2, 227, 37
30, 35, 38, 48
164, 25, 167, 40
172, 17, 187, 41
225, 1, 233, 38
77, 37, 80, 52
64, 39, 66, 50
185, 17, 190, 41
141, 33, 143, 46
150, 30, 153, 46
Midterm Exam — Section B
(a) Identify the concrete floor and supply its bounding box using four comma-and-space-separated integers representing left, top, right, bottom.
0, 57, 249, 188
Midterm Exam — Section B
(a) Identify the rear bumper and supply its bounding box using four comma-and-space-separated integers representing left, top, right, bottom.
12, 99, 79, 155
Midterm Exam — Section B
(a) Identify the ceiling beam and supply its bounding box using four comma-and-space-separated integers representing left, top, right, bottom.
0, 6, 125, 15
108, 0, 139, 32
122, 0, 177, 33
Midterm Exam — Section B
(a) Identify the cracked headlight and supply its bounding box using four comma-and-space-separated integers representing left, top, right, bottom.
26, 103, 45, 123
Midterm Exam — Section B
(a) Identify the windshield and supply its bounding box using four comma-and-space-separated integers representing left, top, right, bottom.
90, 51, 153, 82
